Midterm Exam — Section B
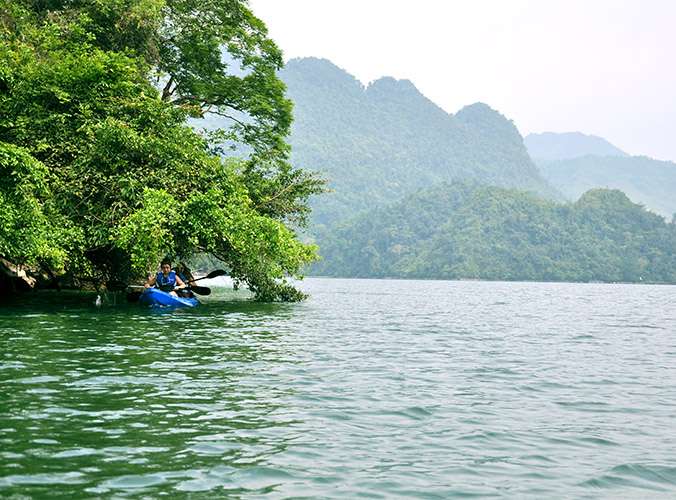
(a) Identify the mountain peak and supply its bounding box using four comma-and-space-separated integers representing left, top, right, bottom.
286, 56, 343, 71
276, 57, 558, 224
456, 102, 499, 118
455, 102, 521, 139
367, 76, 418, 93
282, 57, 363, 91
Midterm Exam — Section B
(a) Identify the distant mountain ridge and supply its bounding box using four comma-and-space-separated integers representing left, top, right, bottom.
538, 155, 676, 218
195, 57, 676, 281
525, 132, 676, 217
279, 57, 559, 227
525, 132, 627, 160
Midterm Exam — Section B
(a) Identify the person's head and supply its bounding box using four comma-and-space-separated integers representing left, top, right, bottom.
160, 258, 172, 274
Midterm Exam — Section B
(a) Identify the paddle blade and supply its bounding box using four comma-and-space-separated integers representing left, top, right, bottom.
205, 269, 228, 279
189, 285, 211, 296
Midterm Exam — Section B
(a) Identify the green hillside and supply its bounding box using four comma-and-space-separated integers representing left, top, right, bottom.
525, 132, 627, 160
313, 182, 676, 283
279, 58, 559, 227
538, 155, 676, 218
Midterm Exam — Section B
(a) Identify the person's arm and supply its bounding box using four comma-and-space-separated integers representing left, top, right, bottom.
175, 275, 186, 289
144, 274, 156, 289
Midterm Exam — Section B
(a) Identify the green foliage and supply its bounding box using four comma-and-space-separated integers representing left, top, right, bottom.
25, 0, 303, 169
0, 143, 70, 269
116, 188, 181, 273
0, 1, 322, 300
314, 183, 676, 284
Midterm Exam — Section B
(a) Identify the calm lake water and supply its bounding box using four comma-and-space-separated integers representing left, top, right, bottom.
1, 278, 676, 498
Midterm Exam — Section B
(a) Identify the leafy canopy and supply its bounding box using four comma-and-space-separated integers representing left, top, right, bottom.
0, 0, 323, 300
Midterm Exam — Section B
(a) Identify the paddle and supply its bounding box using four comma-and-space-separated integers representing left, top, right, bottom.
188, 269, 228, 283
181, 269, 227, 296
187, 284, 211, 296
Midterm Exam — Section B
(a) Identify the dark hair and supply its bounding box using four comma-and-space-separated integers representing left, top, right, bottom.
160, 258, 172, 267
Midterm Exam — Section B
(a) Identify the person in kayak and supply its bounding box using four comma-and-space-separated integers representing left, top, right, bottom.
144, 259, 187, 296
174, 262, 196, 298
175, 262, 195, 286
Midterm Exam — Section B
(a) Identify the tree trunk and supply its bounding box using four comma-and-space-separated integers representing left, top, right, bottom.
0, 258, 36, 296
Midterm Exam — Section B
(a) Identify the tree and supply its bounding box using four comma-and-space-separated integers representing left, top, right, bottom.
0, 1, 323, 300
0, 143, 69, 271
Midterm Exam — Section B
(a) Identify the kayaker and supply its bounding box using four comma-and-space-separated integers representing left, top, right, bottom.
175, 262, 195, 286
174, 262, 196, 298
144, 259, 187, 297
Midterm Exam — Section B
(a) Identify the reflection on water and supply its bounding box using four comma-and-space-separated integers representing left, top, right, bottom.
1, 279, 676, 497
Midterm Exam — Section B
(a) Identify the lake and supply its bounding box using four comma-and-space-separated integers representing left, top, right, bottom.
1, 278, 675, 498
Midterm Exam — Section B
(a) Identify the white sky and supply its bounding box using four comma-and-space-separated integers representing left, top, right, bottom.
249, 0, 676, 161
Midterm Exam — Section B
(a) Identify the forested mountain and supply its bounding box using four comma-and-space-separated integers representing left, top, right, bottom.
313, 182, 676, 283
279, 58, 559, 227
525, 132, 627, 160
538, 155, 676, 218
196, 58, 676, 284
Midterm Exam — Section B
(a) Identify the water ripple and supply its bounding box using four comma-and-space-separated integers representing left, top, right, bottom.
1, 279, 676, 497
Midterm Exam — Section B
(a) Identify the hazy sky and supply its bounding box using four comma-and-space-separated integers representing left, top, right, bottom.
249, 0, 676, 161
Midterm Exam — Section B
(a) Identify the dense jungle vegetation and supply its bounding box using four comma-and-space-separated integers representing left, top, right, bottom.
0, 0, 323, 300
313, 182, 676, 283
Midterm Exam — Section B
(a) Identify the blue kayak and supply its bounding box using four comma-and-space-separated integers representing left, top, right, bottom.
138, 288, 199, 308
